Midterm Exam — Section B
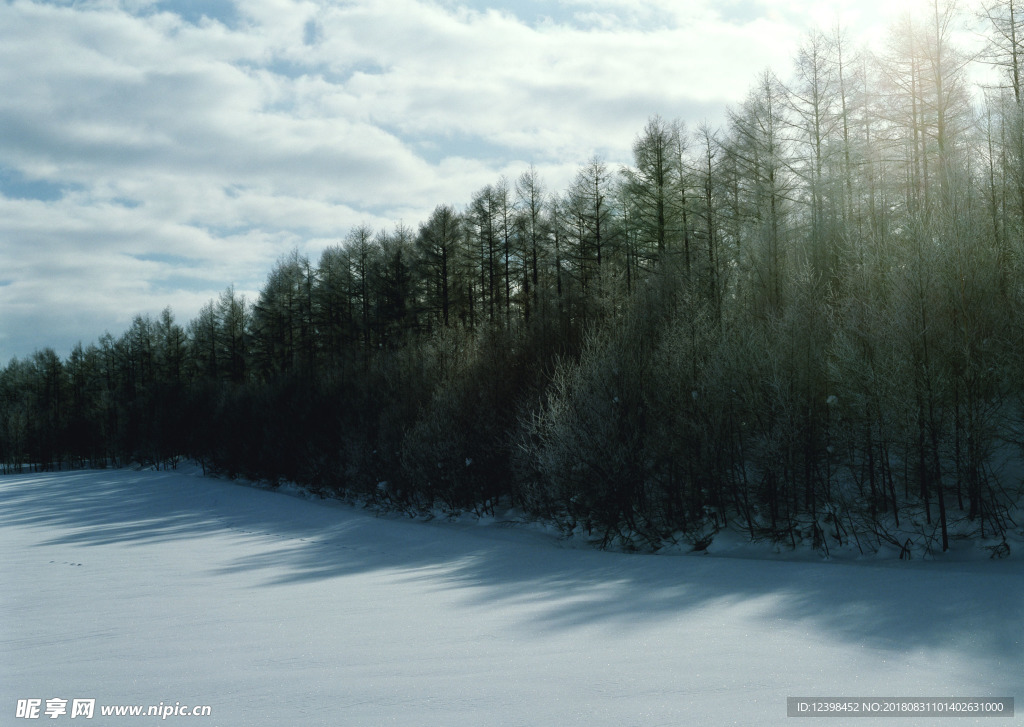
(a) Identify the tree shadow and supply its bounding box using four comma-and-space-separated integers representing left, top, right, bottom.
2, 468, 1021, 696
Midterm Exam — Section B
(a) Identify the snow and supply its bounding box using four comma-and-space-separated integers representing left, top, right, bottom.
2, 468, 1021, 726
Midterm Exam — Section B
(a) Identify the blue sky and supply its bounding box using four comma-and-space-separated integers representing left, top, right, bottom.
0, 0, 973, 362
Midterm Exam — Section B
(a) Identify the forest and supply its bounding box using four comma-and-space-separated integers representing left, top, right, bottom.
4, 3, 1024, 555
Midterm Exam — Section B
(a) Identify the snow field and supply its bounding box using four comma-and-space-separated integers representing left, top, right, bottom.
1, 468, 1021, 726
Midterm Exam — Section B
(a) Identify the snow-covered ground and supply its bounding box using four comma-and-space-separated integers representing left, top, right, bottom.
2, 468, 1021, 726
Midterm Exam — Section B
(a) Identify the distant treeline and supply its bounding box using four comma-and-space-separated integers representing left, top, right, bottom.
4, 7, 1024, 553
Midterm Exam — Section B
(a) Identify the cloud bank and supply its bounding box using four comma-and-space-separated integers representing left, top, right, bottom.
0, 0, 960, 361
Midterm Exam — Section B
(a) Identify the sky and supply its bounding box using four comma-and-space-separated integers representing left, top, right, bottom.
0, 0, 986, 363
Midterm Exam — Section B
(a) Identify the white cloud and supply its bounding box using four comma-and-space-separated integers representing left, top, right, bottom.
0, 0, 986, 361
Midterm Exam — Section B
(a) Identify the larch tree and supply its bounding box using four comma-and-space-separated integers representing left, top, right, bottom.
417, 204, 463, 328
727, 69, 793, 314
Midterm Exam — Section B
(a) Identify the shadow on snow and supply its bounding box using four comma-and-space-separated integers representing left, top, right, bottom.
1, 467, 1021, 694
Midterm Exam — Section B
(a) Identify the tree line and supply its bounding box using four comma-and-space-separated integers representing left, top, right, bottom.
4, 2, 1024, 554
